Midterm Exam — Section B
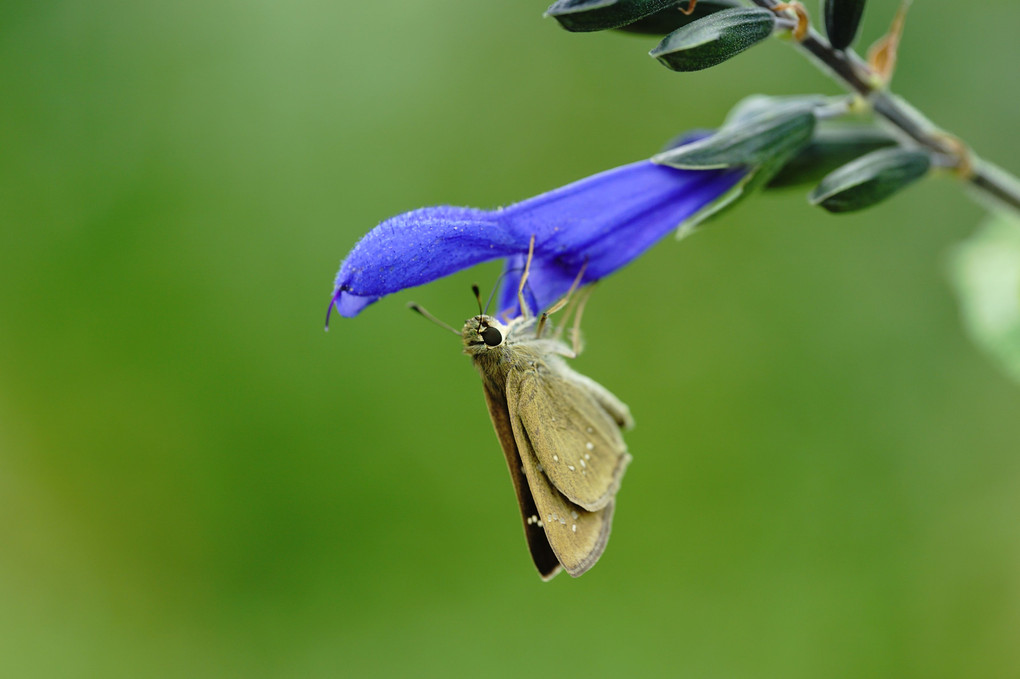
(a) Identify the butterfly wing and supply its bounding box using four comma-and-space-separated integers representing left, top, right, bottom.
506, 369, 616, 577
513, 363, 631, 512
481, 380, 562, 580
558, 367, 634, 431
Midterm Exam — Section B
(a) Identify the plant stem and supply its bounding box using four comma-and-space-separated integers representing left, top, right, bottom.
749, 0, 1020, 215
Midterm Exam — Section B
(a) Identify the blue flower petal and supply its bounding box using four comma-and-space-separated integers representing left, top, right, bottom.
330, 160, 743, 323
495, 163, 743, 315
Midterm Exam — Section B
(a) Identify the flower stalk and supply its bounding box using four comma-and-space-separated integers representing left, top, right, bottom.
749, 0, 1020, 214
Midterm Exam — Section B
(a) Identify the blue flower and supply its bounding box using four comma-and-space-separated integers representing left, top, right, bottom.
328, 159, 743, 323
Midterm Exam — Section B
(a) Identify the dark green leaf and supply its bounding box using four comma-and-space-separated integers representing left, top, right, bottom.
656, 97, 819, 237
654, 100, 817, 169
767, 125, 898, 189
546, 0, 681, 32
950, 212, 1020, 383
649, 7, 776, 71
809, 148, 931, 213
824, 0, 866, 50
615, 0, 741, 36
723, 94, 828, 126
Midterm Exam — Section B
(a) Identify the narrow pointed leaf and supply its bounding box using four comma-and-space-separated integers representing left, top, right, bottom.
723, 93, 828, 125
809, 148, 931, 213
546, 0, 681, 32
653, 100, 817, 169
824, 0, 867, 50
950, 212, 1020, 383
615, 0, 741, 35
655, 99, 819, 237
767, 125, 898, 188
675, 132, 814, 238
650, 7, 776, 71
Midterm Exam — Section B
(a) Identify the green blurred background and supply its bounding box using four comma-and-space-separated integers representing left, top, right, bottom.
3, 1, 1020, 677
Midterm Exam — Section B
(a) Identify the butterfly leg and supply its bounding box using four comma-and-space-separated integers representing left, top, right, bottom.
537, 261, 587, 339
551, 284, 594, 359
517, 235, 536, 319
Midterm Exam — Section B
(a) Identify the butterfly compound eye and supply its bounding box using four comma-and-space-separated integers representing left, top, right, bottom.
481, 326, 503, 347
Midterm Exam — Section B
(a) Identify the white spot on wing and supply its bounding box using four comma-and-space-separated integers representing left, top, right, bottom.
586, 442, 594, 451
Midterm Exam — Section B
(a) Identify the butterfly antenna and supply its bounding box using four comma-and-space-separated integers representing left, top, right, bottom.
482, 266, 524, 316
471, 284, 484, 316
407, 302, 460, 336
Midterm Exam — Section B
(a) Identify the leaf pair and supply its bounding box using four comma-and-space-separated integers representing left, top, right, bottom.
654, 95, 932, 229
547, 0, 868, 55
547, 1, 777, 71
654, 96, 819, 234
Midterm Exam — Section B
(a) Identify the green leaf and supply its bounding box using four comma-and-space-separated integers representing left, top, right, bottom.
654, 97, 819, 237
766, 125, 898, 189
722, 93, 828, 126
546, 0, 682, 32
654, 99, 817, 169
950, 212, 1020, 383
674, 134, 811, 238
615, 0, 741, 36
809, 148, 931, 213
649, 7, 776, 71
824, 0, 866, 50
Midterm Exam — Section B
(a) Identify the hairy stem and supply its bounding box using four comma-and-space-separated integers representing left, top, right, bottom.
749, 0, 1020, 214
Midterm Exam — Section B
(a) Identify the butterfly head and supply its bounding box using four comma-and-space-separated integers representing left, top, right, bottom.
462, 314, 508, 355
